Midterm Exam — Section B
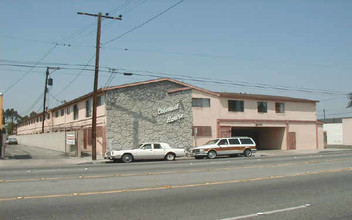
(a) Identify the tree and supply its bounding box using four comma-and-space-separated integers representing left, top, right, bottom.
6, 122, 15, 135
3, 108, 22, 123
29, 111, 37, 118
348, 93, 352, 108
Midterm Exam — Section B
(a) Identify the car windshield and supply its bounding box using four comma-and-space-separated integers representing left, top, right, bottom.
133, 144, 144, 149
204, 139, 219, 145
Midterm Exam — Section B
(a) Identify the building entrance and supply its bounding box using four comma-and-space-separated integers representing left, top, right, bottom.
231, 127, 285, 150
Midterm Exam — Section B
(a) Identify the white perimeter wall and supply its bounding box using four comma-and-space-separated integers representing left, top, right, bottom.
323, 123, 343, 145
16, 132, 66, 152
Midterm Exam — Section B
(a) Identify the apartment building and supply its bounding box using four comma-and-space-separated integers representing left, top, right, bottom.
17, 78, 324, 156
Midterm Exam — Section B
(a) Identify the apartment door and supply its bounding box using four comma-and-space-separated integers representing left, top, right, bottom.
219, 126, 231, 138
287, 132, 296, 150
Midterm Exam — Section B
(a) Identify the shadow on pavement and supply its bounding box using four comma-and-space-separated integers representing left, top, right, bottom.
9, 155, 33, 159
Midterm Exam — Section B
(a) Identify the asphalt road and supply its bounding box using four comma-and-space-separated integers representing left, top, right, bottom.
1, 151, 352, 220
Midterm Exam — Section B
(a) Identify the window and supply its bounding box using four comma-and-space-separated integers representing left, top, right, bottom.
47, 114, 50, 119
257, 102, 267, 113
192, 98, 210, 107
55, 111, 59, 118
86, 99, 92, 117
154, 144, 162, 149
73, 104, 79, 120
218, 139, 229, 146
143, 144, 152, 149
275, 102, 285, 113
67, 107, 71, 115
228, 100, 244, 112
97, 96, 105, 106
192, 126, 212, 137
60, 109, 65, 116
229, 138, 240, 145
39, 116, 42, 122
240, 138, 254, 144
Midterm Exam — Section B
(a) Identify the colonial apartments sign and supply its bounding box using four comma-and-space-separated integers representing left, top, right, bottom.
157, 103, 184, 124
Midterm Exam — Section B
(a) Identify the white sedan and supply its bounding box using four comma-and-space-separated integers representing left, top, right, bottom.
105, 142, 186, 163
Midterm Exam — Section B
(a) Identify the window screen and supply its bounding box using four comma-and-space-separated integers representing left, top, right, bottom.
257, 102, 267, 113
192, 98, 210, 107
275, 103, 285, 113
228, 100, 244, 112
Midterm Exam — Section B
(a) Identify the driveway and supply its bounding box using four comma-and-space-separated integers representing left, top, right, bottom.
5, 144, 66, 160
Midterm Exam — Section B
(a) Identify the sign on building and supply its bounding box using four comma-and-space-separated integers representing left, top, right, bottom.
66, 133, 76, 145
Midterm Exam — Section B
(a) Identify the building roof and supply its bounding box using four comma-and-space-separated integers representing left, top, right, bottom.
103, 78, 220, 96
217, 92, 318, 103
23, 78, 318, 123
319, 117, 352, 124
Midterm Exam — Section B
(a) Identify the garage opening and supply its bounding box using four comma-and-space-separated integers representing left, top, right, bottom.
231, 127, 285, 150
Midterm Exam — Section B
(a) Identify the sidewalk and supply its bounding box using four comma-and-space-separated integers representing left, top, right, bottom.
0, 144, 108, 168
1, 147, 350, 168
255, 148, 351, 157
0, 157, 101, 168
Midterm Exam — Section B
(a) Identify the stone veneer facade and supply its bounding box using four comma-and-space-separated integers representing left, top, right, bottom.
105, 81, 193, 151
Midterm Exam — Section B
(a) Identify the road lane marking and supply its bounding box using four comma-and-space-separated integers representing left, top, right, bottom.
220, 204, 312, 220
0, 167, 351, 202
1, 158, 350, 183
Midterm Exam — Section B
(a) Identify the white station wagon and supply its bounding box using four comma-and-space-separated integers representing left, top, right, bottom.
192, 137, 257, 159
105, 142, 186, 163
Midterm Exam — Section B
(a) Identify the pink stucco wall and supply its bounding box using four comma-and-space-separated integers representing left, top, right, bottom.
17, 97, 106, 135
192, 89, 322, 150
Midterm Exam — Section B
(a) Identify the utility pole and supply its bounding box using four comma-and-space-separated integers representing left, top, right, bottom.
77, 12, 122, 160
323, 109, 326, 120
42, 67, 59, 133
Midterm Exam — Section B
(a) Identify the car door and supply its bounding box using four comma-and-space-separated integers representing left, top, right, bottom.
228, 138, 242, 154
152, 143, 166, 159
133, 144, 154, 160
217, 138, 230, 155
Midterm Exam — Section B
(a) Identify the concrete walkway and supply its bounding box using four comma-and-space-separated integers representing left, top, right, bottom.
256, 147, 351, 157
0, 144, 96, 168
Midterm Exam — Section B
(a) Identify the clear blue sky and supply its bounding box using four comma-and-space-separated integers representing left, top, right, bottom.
1, 0, 351, 119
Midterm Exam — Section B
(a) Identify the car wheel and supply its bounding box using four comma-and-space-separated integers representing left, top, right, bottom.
165, 153, 176, 161
207, 150, 217, 159
121, 154, 133, 163
243, 149, 252, 157
195, 156, 204, 159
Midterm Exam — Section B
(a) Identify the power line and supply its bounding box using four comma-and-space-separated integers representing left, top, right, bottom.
54, 54, 96, 97
0, 59, 96, 68
122, 0, 149, 15
1, 61, 350, 96
108, 0, 136, 15
0, 35, 71, 47
104, 68, 119, 87
22, 93, 43, 116
103, 0, 184, 46
3, 45, 57, 94
114, 68, 350, 96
